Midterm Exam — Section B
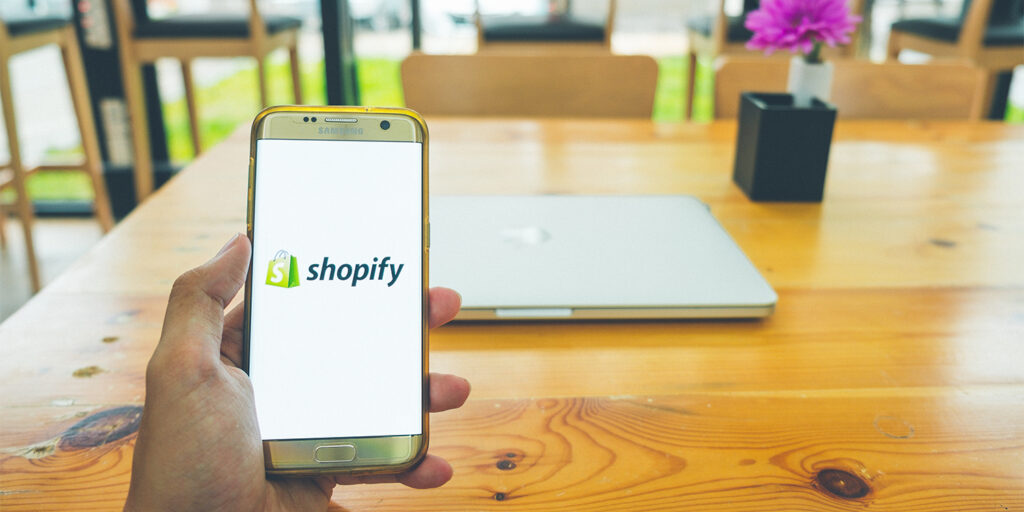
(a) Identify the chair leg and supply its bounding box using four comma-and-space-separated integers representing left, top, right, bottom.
61, 27, 114, 232
886, 32, 901, 61
979, 69, 1012, 120
119, 58, 155, 202
289, 44, 303, 104
181, 58, 202, 156
854, 0, 874, 57
0, 205, 8, 250
686, 50, 697, 120
0, 58, 42, 292
256, 55, 269, 108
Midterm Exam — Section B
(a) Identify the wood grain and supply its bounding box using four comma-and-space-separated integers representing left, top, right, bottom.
5, 394, 1021, 511
1, 119, 1023, 510
327, 394, 1024, 511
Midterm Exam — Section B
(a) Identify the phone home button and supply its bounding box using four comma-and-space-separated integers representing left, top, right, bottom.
314, 444, 356, 463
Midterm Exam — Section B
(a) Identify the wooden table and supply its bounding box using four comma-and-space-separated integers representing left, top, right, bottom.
1, 119, 1022, 510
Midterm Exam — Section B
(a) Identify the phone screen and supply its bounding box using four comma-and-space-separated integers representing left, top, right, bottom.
249, 138, 423, 441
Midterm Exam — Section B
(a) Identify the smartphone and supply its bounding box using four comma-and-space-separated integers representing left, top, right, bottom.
243, 106, 428, 476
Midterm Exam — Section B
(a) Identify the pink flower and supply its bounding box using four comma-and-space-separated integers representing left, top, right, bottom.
745, 0, 861, 56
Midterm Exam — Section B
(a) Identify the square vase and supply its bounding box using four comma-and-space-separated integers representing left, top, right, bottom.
732, 92, 837, 202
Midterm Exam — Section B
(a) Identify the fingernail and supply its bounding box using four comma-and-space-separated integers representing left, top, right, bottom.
216, 233, 241, 257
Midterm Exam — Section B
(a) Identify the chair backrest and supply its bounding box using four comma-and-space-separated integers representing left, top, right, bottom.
959, 0, 1023, 24
709, 0, 758, 50
401, 52, 658, 118
958, 0, 1022, 53
474, 0, 617, 49
111, 0, 266, 40
713, 57, 988, 119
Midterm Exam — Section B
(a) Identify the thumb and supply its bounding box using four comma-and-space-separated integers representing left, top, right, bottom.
155, 234, 252, 368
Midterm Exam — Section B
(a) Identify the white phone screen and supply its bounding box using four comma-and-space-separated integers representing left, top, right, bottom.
249, 138, 423, 440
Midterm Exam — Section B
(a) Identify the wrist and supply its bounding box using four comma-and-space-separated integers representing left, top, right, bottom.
124, 490, 159, 512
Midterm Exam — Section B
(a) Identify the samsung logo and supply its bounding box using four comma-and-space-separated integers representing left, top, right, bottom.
318, 126, 363, 135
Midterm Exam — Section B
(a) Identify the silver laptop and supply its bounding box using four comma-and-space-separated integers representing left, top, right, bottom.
429, 195, 777, 320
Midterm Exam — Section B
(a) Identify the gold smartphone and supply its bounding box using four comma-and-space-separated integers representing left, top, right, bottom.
243, 106, 429, 476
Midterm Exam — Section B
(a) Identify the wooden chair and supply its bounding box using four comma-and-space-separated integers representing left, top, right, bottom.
474, 0, 616, 53
0, 16, 115, 293
401, 53, 658, 118
712, 56, 989, 119
686, 0, 863, 119
111, 0, 303, 202
886, 0, 1024, 117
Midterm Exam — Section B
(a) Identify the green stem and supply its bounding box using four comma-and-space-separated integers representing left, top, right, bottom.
805, 41, 824, 64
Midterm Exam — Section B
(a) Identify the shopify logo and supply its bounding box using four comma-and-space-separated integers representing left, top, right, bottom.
265, 250, 404, 288
266, 250, 301, 288
308, 256, 403, 287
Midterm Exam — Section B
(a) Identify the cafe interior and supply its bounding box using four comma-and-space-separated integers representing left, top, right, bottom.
0, 0, 1022, 509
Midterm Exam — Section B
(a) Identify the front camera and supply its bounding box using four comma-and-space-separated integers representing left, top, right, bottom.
380, 120, 391, 130
303, 116, 309, 122
311, 116, 317, 122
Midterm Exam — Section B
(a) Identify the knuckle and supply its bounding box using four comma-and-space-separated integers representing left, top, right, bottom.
145, 348, 177, 393
170, 268, 203, 298
146, 344, 222, 390
144, 352, 163, 385
190, 353, 223, 383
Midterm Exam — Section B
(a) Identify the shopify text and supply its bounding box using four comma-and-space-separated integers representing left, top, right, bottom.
307, 256, 404, 287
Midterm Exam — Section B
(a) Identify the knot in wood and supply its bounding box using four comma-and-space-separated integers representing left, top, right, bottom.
816, 469, 870, 499
59, 406, 143, 449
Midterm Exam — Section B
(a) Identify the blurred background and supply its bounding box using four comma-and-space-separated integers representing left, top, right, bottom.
1, 0, 1022, 321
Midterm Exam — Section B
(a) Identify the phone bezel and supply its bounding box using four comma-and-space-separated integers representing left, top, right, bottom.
243, 105, 429, 476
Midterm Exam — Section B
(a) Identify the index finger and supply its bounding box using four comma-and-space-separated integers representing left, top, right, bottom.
428, 287, 461, 328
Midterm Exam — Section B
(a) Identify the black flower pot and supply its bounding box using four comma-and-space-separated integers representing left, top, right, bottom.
732, 92, 837, 202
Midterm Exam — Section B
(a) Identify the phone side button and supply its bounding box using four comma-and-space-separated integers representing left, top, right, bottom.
314, 444, 356, 463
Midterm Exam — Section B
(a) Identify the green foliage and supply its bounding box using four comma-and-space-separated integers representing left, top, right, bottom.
1006, 103, 1024, 123
691, 57, 716, 122
1, 169, 93, 202
653, 57, 684, 121
162, 57, 325, 163
358, 59, 405, 107
161, 57, 403, 163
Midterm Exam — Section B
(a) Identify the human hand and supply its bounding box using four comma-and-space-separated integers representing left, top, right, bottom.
124, 234, 469, 511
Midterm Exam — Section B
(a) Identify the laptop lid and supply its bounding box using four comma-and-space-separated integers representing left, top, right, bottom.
429, 195, 777, 320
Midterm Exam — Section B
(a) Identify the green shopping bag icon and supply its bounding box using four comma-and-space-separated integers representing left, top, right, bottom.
266, 250, 301, 288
